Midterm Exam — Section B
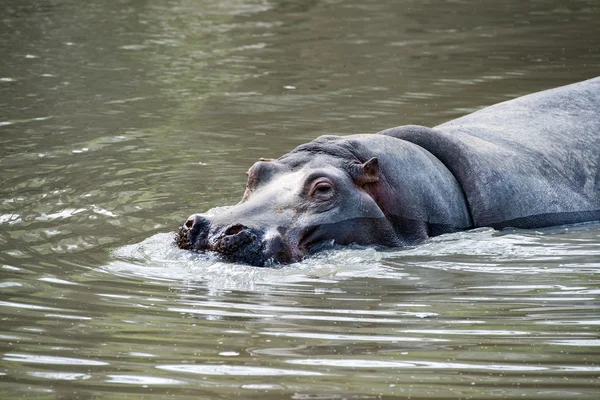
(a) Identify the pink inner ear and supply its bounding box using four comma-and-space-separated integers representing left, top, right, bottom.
353, 157, 379, 185
363, 157, 379, 177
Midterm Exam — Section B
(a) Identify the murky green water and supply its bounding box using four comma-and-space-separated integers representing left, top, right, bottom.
1, 0, 599, 398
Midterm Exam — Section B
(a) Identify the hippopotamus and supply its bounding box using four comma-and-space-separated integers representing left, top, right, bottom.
176, 77, 600, 266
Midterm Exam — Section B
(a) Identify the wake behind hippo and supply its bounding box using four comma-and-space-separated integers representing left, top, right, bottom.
177, 77, 600, 266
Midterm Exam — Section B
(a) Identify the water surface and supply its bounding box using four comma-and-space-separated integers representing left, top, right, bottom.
1, 0, 599, 398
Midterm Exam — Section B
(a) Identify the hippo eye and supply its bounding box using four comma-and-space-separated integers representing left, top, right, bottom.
309, 179, 335, 201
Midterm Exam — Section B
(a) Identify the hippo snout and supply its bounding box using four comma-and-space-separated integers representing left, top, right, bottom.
175, 214, 271, 266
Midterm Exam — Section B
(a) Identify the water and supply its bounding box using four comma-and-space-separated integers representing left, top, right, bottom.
1, 0, 599, 398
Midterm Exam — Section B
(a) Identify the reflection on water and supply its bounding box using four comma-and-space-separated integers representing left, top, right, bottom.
1, 0, 600, 398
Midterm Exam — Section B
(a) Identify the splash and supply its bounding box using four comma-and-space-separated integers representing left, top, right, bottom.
107, 232, 407, 290
106, 222, 600, 289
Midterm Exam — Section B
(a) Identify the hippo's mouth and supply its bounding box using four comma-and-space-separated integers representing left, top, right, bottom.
298, 225, 330, 255
297, 225, 338, 255
174, 225, 280, 267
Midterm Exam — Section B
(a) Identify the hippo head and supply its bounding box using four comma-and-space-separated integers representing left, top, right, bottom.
176, 135, 406, 266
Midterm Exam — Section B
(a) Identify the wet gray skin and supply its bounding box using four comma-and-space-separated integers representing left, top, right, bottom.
177, 78, 600, 266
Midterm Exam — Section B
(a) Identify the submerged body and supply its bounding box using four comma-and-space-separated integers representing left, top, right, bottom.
178, 77, 600, 266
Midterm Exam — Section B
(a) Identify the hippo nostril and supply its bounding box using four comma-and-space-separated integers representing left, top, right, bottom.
185, 217, 195, 229
179, 214, 211, 251
185, 214, 210, 231
224, 224, 246, 236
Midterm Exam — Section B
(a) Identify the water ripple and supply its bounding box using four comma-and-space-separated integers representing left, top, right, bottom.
157, 364, 325, 376
4, 353, 108, 366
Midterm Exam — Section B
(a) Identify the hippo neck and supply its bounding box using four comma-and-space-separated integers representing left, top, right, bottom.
355, 133, 473, 241
377, 125, 475, 230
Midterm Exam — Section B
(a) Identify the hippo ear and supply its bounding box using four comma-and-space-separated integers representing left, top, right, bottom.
351, 157, 380, 186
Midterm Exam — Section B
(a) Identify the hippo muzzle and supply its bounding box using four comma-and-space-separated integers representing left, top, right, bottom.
176, 214, 290, 267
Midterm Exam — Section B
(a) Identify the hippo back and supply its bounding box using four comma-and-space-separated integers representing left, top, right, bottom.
380, 77, 600, 229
